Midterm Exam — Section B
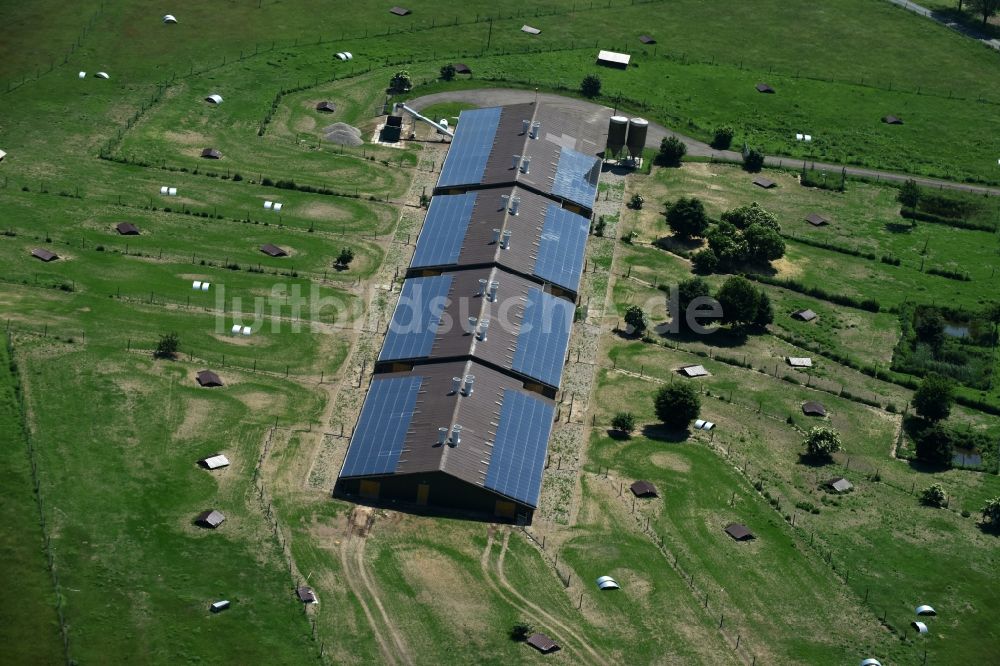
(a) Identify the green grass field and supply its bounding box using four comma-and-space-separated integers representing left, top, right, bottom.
2, 0, 999, 663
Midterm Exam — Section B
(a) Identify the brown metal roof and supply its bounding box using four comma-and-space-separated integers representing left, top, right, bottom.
752, 176, 776, 189
296, 586, 318, 603
31, 248, 58, 262
756, 83, 775, 94
802, 401, 826, 416
115, 222, 140, 235
195, 509, 226, 528
201, 148, 222, 159
453, 63, 472, 74
260, 243, 288, 257
804, 213, 828, 226
380, 361, 555, 485
724, 523, 754, 540
316, 101, 336, 112
526, 633, 560, 653
882, 115, 903, 125
196, 370, 223, 387
639, 35, 656, 44
630, 480, 658, 497
412, 185, 583, 294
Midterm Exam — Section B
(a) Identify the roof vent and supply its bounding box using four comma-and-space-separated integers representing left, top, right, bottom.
450, 424, 463, 446
501, 230, 512, 250
451, 377, 462, 394
462, 375, 475, 396
521, 119, 531, 134
478, 319, 490, 341
530, 121, 541, 139
500, 194, 510, 210
467, 316, 478, 334
478, 278, 488, 295
511, 154, 521, 170
490, 228, 501, 245
520, 156, 531, 174
489, 281, 499, 302
510, 196, 521, 215
438, 427, 449, 444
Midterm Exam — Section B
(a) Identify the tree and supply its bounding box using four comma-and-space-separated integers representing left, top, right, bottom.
715, 276, 761, 330
677, 277, 713, 318
691, 248, 719, 274
665, 197, 709, 238
912, 373, 955, 422
752, 291, 774, 330
510, 621, 534, 642
743, 147, 765, 172
920, 483, 947, 507
656, 136, 687, 167
336, 247, 355, 268
915, 423, 955, 466
624, 305, 649, 336
580, 74, 602, 98
898, 179, 921, 209
154, 332, 180, 359
611, 412, 637, 435
721, 202, 780, 231
711, 125, 735, 150
654, 383, 701, 429
629, 193, 645, 210
982, 497, 1000, 525
706, 221, 747, 267
803, 426, 843, 461
439, 64, 456, 81
743, 223, 786, 264
389, 70, 412, 92
969, 0, 1000, 25
915, 310, 946, 355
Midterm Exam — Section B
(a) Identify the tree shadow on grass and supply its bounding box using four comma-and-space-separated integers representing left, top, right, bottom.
659, 324, 747, 350
906, 458, 953, 475
797, 453, 835, 468
976, 521, 1000, 537
607, 429, 632, 442
885, 221, 914, 234
641, 423, 690, 443
654, 235, 704, 254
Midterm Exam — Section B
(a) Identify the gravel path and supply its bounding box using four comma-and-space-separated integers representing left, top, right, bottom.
408, 89, 1000, 196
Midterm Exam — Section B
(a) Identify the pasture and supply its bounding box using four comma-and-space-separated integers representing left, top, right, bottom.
1, 0, 998, 663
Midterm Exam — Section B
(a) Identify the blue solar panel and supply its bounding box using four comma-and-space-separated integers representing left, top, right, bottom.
534, 204, 590, 293
340, 376, 423, 477
379, 275, 453, 361
410, 193, 477, 268
551, 147, 600, 208
511, 288, 574, 387
484, 390, 555, 506
437, 107, 502, 188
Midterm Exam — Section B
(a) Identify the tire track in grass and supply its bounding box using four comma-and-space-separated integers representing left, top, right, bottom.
351, 523, 414, 666
480, 527, 606, 666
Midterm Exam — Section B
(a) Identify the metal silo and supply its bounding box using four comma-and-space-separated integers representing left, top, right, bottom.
626, 118, 648, 159
606, 116, 629, 158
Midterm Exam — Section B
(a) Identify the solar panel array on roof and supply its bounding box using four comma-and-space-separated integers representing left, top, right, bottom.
484, 390, 555, 506
534, 204, 590, 293
340, 375, 423, 477
437, 107, 502, 188
551, 147, 600, 208
379, 275, 453, 362
512, 288, 574, 388
410, 192, 477, 267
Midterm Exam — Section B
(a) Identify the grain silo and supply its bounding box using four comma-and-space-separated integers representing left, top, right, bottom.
626, 118, 648, 160
606, 116, 629, 158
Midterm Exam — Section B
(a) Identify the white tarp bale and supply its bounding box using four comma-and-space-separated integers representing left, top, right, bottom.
911, 621, 928, 634
264, 201, 273, 209
205, 94, 223, 104
860, 660, 882, 666
192, 280, 202, 290
78, 71, 87, 79
795, 133, 804, 141
168, 187, 177, 196
241, 326, 251, 336
915, 605, 936, 616
335, 52, 354, 61
695, 419, 715, 431
595, 575, 620, 590
804, 134, 813, 142
201, 282, 210, 291
160, 186, 169, 194
231, 324, 241, 335
0, 149, 6, 162
95, 72, 110, 79
163, 14, 177, 23
273, 202, 283, 211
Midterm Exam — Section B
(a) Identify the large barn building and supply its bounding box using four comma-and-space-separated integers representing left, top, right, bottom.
335, 101, 604, 523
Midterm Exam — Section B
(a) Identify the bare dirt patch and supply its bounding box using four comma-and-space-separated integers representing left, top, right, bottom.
163, 130, 209, 147
176, 396, 213, 440
297, 201, 354, 222
649, 451, 693, 473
